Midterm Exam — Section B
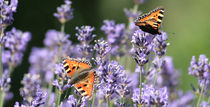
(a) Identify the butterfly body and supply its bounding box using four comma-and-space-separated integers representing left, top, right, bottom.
62, 57, 98, 99
135, 8, 164, 35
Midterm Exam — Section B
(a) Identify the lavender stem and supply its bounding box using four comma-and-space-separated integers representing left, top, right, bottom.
196, 83, 205, 107
0, 28, 5, 107
139, 66, 142, 107
91, 91, 96, 107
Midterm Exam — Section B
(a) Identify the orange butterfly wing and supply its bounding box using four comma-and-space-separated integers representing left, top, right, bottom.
74, 70, 98, 99
135, 8, 164, 35
62, 57, 92, 78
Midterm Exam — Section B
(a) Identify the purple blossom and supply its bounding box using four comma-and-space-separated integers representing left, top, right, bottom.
4, 27, 31, 52
94, 39, 111, 58
132, 84, 169, 107
188, 54, 210, 94
168, 91, 194, 107
16, 87, 47, 107
0, 0, 18, 29
44, 30, 71, 48
75, 26, 96, 43
200, 101, 210, 107
101, 20, 126, 56
131, 30, 154, 66
20, 73, 41, 103
147, 56, 179, 93
133, 0, 146, 4
3, 28, 31, 66
61, 95, 87, 107
29, 47, 55, 83
97, 61, 131, 100
124, 8, 142, 19
52, 63, 71, 91
0, 69, 11, 93
152, 32, 169, 57
54, 0, 73, 23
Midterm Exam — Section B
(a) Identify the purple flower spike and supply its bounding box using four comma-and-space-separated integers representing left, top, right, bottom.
147, 56, 179, 93
133, 0, 146, 4
132, 84, 169, 107
168, 91, 194, 107
200, 101, 210, 107
44, 30, 71, 48
75, 26, 96, 43
152, 32, 169, 57
3, 28, 31, 66
124, 8, 142, 19
0, 69, 11, 93
54, 0, 73, 23
60, 95, 77, 107
131, 30, 154, 66
52, 63, 72, 91
188, 54, 210, 94
97, 61, 131, 100
94, 39, 111, 58
0, 0, 18, 29
101, 20, 126, 56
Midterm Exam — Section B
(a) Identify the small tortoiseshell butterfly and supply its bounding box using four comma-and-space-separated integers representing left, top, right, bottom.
62, 57, 98, 99
135, 7, 164, 35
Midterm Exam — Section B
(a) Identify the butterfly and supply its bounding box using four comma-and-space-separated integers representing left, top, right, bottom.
62, 57, 98, 99
135, 7, 164, 35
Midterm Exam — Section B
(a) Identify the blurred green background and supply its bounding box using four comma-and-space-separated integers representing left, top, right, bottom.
6, 0, 210, 106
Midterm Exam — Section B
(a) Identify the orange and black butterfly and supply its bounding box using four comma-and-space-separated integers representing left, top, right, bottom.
135, 7, 164, 35
62, 57, 98, 99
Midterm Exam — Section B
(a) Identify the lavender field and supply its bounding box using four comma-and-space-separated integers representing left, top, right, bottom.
0, 0, 209, 107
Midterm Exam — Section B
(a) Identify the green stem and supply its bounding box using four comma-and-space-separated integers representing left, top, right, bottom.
196, 84, 205, 107
0, 28, 5, 78
55, 91, 62, 107
139, 66, 142, 103
0, 92, 5, 107
91, 91, 96, 107
0, 28, 5, 107
153, 57, 161, 87
76, 97, 81, 107
46, 82, 53, 107
107, 97, 110, 107
54, 23, 66, 107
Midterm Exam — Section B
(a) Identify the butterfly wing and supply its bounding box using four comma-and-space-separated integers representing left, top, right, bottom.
74, 70, 98, 99
135, 8, 164, 35
62, 57, 92, 78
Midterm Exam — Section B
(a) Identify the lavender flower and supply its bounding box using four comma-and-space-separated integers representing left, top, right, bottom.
54, 0, 73, 23
75, 26, 96, 43
3, 28, 31, 66
101, 20, 126, 56
132, 84, 169, 107
16, 87, 47, 107
93, 39, 111, 68
29, 47, 55, 84
147, 56, 179, 93
20, 73, 41, 103
188, 55, 210, 95
200, 101, 210, 107
0, 0, 18, 29
124, 8, 142, 19
52, 63, 71, 91
0, 69, 11, 93
168, 91, 194, 107
152, 32, 169, 57
97, 61, 131, 100
133, 0, 146, 4
44, 30, 71, 48
131, 30, 154, 66
74, 26, 96, 58
61, 95, 87, 107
